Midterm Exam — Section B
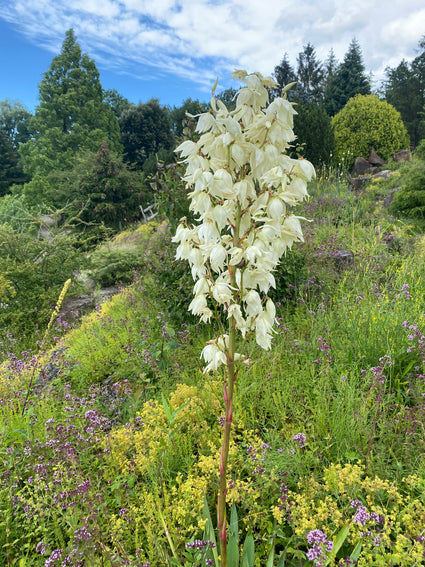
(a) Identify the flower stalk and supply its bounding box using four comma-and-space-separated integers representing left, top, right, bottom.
173, 70, 315, 565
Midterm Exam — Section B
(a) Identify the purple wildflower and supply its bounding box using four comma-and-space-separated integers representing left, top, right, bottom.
292, 433, 306, 448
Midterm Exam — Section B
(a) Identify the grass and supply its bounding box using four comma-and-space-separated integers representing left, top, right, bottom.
1, 165, 425, 566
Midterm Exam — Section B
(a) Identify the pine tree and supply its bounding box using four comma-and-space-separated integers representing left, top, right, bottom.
385, 60, 422, 146
78, 141, 145, 229
296, 43, 325, 102
272, 54, 297, 99
324, 39, 370, 116
20, 29, 121, 178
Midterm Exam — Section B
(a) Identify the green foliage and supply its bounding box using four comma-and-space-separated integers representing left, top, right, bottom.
389, 161, 425, 221
384, 59, 425, 147
78, 141, 147, 230
293, 100, 334, 166
0, 128, 27, 195
296, 42, 325, 103
0, 98, 32, 149
150, 161, 194, 231
103, 88, 132, 119
272, 54, 297, 100
170, 98, 209, 138
144, 227, 195, 325
332, 94, 410, 166
88, 224, 158, 287
119, 98, 175, 170
215, 88, 238, 111
19, 29, 122, 181
0, 224, 83, 354
324, 38, 370, 116
268, 248, 307, 305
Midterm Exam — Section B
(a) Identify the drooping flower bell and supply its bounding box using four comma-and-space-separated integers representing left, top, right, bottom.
173, 70, 315, 371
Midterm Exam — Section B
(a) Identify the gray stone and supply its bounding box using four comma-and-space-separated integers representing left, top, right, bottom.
352, 157, 371, 176
392, 149, 411, 162
335, 250, 355, 271
372, 170, 394, 180
350, 176, 370, 191
383, 187, 401, 208
369, 148, 386, 166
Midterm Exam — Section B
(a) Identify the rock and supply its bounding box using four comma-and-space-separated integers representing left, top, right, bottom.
59, 295, 96, 321
35, 347, 67, 392
392, 149, 411, 162
352, 157, 371, 176
383, 187, 401, 208
368, 148, 386, 166
334, 250, 354, 271
351, 176, 370, 191
39, 214, 57, 227
372, 170, 394, 180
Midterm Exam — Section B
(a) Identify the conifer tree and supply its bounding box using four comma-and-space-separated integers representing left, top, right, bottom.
296, 43, 325, 102
20, 29, 121, 178
78, 141, 144, 229
385, 60, 422, 146
324, 39, 370, 116
272, 53, 297, 99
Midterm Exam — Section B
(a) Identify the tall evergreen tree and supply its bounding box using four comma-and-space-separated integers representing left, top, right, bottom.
324, 48, 338, 79
272, 54, 297, 99
385, 60, 422, 146
296, 43, 325, 102
293, 102, 334, 166
324, 39, 370, 116
20, 29, 121, 178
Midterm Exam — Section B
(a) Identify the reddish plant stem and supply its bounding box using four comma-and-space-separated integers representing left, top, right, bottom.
217, 324, 236, 567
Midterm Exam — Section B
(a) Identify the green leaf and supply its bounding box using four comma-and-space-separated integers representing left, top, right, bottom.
202, 499, 219, 567
325, 522, 350, 566
227, 502, 239, 567
276, 553, 286, 567
241, 531, 254, 567
161, 394, 173, 422
350, 541, 362, 562
266, 545, 275, 567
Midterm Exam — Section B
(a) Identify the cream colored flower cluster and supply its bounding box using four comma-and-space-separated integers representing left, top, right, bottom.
172, 70, 315, 371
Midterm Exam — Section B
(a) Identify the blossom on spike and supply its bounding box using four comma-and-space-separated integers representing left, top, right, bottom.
174, 70, 314, 371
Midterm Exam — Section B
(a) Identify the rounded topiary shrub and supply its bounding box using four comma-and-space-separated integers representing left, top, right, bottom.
332, 94, 410, 167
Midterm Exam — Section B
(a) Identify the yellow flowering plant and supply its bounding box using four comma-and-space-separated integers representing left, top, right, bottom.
173, 70, 314, 565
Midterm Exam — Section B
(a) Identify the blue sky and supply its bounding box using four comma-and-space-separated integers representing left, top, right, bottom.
1, 0, 425, 113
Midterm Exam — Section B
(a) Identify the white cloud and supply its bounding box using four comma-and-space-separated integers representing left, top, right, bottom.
1, 0, 424, 93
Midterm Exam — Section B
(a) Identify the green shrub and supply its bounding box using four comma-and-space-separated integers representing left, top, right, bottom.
414, 138, 425, 163
390, 162, 425, 221
332, 94, 410, 167
269, 248, 307, 304
144, 227, 195, 325
294, 100, 334, 167
89, 246, 144, 287
0, 224, 83, 354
